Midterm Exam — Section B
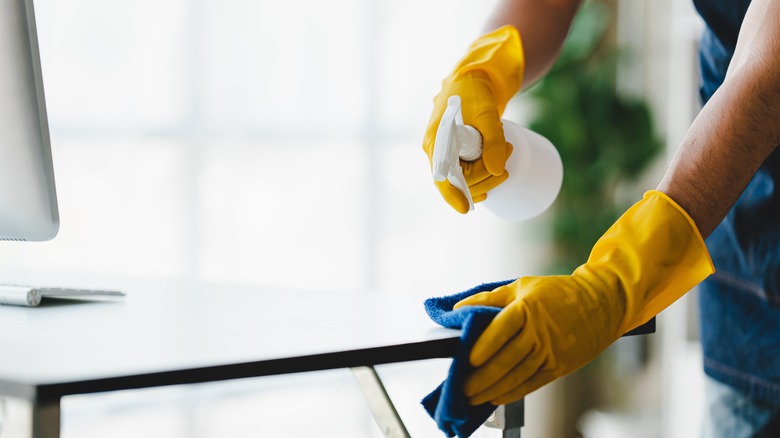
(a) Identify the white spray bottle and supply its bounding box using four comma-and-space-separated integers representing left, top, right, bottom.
431, 95, 563, 221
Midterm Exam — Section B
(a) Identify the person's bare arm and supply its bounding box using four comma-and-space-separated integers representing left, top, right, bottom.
483, 0, 584, 88
657, 0, 780, 238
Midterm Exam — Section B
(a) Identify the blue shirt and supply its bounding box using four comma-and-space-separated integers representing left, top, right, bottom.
693, 0, 780, 404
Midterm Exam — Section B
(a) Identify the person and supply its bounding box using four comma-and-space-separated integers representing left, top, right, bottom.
422, 0, 780, 435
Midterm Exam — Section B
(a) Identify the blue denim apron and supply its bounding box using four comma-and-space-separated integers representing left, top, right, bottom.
693, 0, 780, 404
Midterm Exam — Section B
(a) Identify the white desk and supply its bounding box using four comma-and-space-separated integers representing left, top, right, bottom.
0, 279, 462, 438
0, 277, 652, 437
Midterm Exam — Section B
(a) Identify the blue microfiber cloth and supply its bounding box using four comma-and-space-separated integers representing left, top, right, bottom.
421, 279, 514, 438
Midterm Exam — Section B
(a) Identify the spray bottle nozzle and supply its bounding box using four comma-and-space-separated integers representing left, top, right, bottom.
431, 96, 483, 212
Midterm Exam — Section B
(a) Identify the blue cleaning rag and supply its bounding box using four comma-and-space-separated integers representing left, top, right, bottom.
421, 280, 657, 438
421, 279, 514, 438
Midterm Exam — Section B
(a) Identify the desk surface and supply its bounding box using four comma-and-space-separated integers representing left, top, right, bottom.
0, 280, 459, 402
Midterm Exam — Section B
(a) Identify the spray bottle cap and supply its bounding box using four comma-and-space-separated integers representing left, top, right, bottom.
431, 95, 483, 212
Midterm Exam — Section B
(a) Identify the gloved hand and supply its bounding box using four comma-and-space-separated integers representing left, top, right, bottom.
423, 26, 525, 213
453, 190, 715, 405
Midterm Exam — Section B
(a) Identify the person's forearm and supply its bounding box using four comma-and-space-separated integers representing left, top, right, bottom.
483, 0, 583, 88
658, 0, 780, 238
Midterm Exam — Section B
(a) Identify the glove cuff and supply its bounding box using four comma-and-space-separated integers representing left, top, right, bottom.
647, 190, 711, 258
453, 25, 525, 113
584, 190, 715, 335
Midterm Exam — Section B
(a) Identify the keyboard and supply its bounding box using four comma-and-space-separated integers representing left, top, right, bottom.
0, 284, 125, 307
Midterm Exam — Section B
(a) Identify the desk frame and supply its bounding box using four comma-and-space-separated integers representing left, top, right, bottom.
0, 356, 524, 438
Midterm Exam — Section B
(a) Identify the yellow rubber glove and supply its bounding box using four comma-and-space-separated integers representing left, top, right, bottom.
423, 26, 525, 213
453, 190, 715, 405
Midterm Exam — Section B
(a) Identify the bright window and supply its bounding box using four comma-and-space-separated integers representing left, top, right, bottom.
0, 1, 552, 436
3, 0, 543, 294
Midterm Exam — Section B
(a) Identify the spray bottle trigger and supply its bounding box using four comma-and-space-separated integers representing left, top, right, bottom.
431, 95, 476, 211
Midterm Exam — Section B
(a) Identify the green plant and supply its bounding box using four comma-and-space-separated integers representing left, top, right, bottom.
527, 0, 662, 273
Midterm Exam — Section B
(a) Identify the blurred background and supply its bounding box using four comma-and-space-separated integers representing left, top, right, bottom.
0, 0, 706, 436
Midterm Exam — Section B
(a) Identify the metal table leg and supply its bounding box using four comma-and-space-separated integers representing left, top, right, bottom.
484, 399, 524, 438
0, 396, 60, 438
351, 365, 524, 438
351, 366, 410, 438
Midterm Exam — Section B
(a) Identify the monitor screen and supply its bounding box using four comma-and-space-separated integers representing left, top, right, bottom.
0, 0, 59, 241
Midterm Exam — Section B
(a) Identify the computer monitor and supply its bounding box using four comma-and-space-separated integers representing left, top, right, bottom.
0, 0, 59, 241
